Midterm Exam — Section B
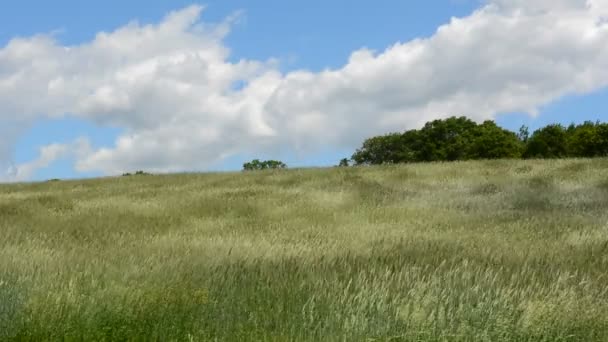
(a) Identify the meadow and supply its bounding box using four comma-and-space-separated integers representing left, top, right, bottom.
1, 158, 608, 341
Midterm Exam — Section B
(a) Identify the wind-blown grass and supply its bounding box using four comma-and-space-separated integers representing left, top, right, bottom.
1, 158, 608, 341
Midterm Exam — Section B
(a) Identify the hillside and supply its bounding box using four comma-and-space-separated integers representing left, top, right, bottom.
1, 159, 608, 341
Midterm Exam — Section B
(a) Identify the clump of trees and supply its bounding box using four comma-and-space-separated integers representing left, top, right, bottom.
243, 159, 287, 171
349, 116, 608, 165
523, 122, 608, 158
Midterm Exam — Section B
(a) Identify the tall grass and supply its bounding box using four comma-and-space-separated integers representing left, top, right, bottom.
1, 158, 608, 341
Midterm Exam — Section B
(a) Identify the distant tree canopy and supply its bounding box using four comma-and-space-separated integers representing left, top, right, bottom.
351, 117, 608, 165
243, 159, 287, 171
522, 124, 569, 159
565, 121, 608, 158
468, 121, 523, 160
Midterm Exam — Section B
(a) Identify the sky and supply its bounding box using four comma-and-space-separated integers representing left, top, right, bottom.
1, 0, 607, 182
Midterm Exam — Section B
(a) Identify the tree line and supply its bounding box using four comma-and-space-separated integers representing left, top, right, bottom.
243, 116, 608, 170
349, 116, 608, 165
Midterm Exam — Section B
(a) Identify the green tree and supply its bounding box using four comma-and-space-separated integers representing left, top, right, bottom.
338, 158, 350, 167
352, 117, 484, 165
351, 116, 608, 166
262, 160, 287, 169
523, 124, 569, 159
566, 121, 608, 158
415, 116, 478, 161
467, 121, 524, 159
243, 159, 263, 171
517, 125, 530, 143
243, 159, 287, 171
352, 131, 419, 165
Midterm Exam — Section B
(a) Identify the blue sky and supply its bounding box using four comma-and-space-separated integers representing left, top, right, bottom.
1, 1, 607, 181
0, 1, 478, 68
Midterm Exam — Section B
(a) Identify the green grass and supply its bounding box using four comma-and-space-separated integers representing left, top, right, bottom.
1, 158, 608, 341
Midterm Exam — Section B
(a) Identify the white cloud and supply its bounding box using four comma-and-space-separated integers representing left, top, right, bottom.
1, 138, 91, 182
1, 1, 608, 178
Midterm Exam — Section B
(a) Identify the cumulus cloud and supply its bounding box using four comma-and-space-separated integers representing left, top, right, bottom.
1, 1, 608, 178
1, 138, 91, 182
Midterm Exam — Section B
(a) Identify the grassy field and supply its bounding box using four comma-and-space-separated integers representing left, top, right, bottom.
1, 159, 608, 341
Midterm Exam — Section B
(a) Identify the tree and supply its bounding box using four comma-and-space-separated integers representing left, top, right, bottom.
243, 159, 262, 171
352, 132, 418, 165
566, 121, 608, 158
262, 160, 287, 169
350, 116, 608, 166
243, 159, 287, 171
415, 116, 478, 161
352, 116, 486, 165
467, 121, 524, 159
517, 125, 530, 143
338, 158, 350, 167
523, 124, 569, 159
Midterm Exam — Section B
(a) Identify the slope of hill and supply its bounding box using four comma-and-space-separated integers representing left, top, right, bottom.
1, 159, 608, 341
